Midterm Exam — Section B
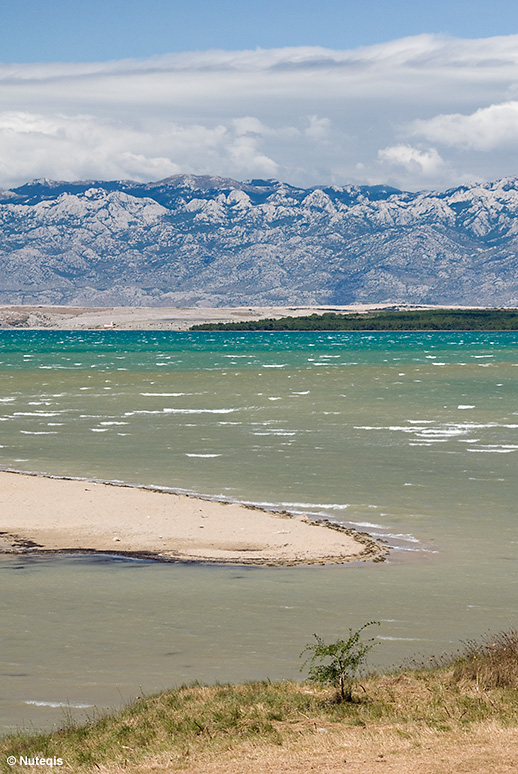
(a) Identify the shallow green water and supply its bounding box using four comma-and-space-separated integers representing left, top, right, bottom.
1, 330, 517, 731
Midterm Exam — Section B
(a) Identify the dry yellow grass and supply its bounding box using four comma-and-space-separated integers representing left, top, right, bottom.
66, 720, 518, 774
3, 632, 518, 774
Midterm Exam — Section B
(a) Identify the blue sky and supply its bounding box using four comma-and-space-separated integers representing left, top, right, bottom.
3, 0, 518, 61
1, 1, 518, 190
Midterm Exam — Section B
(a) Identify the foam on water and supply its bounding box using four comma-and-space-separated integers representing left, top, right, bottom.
24, 700, 94, 709
185, 453, 223, 458
19, 430, 58, 435
468, 446, 518, 453
140, 392, 196, 396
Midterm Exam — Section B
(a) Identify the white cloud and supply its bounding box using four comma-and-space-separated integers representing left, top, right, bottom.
304, 115, 331, 141
232, 116, 266, 136
378, 145, 445, 176
0, 110, 285, 184
1, 35, 518, 190
0, 111, 183, 183
409, 101, 518, 151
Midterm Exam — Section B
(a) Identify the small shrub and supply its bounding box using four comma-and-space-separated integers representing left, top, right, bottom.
300, 621, 380, 702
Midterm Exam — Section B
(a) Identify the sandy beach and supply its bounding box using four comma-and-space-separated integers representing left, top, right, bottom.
0, 471, 387, 566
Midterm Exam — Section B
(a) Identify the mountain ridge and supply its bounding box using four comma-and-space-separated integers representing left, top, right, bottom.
1, 175, 517, 307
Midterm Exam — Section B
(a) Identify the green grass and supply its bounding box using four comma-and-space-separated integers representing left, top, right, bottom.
190, 308, 518, 331
2, 630, 518, 772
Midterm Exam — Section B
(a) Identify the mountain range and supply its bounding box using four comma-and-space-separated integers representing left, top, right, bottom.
0, 174, 517, 307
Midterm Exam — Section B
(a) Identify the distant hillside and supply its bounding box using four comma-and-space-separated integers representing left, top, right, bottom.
1, 175, 518, 307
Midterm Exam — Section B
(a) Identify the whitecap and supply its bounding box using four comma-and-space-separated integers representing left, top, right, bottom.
140, 392, 189, 396
13, 411, 62, 417
468, 446, 518, 453
19, 430, 57, 435
24, 700, 93, 709
382, 532, 420, 543
249, 500, 350, 511
123, 410, 162, 416
185, 453, 223, 458
417, 429, 466, 437
163, 408, 239, 414
350, 521, 385, 529
124, 408, 239, 416
377, 636, 422, 641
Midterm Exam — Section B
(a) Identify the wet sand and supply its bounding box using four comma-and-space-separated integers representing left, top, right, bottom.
0, 471, 387, 566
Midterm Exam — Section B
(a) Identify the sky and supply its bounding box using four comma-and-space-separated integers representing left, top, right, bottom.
1, 0, 518, 191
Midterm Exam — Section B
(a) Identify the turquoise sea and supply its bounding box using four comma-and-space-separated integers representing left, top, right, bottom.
1, 330, 517, 730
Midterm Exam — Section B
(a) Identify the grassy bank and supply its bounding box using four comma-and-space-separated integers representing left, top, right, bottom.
191, 308, 518, 331
2, 631, 518, 773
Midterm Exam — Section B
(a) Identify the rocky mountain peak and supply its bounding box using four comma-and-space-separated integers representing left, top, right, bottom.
0, 174, 517, 307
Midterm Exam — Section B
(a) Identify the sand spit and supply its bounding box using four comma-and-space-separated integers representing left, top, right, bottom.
0, 471, 387, 566
0, 303, 482, 331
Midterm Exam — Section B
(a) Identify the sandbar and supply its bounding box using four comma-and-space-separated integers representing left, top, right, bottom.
0, 471, 387, 566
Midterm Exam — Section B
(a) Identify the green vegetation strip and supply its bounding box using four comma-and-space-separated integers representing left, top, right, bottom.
191, 308, 518, 331
2, 630, 518, 772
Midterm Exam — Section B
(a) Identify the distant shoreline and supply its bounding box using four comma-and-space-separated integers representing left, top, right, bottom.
0, 470, 388, 567
192, 308, 518, 332
0, 303, 511, 331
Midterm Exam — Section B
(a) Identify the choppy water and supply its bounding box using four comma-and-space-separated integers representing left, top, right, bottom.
1, 330, 517, 731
